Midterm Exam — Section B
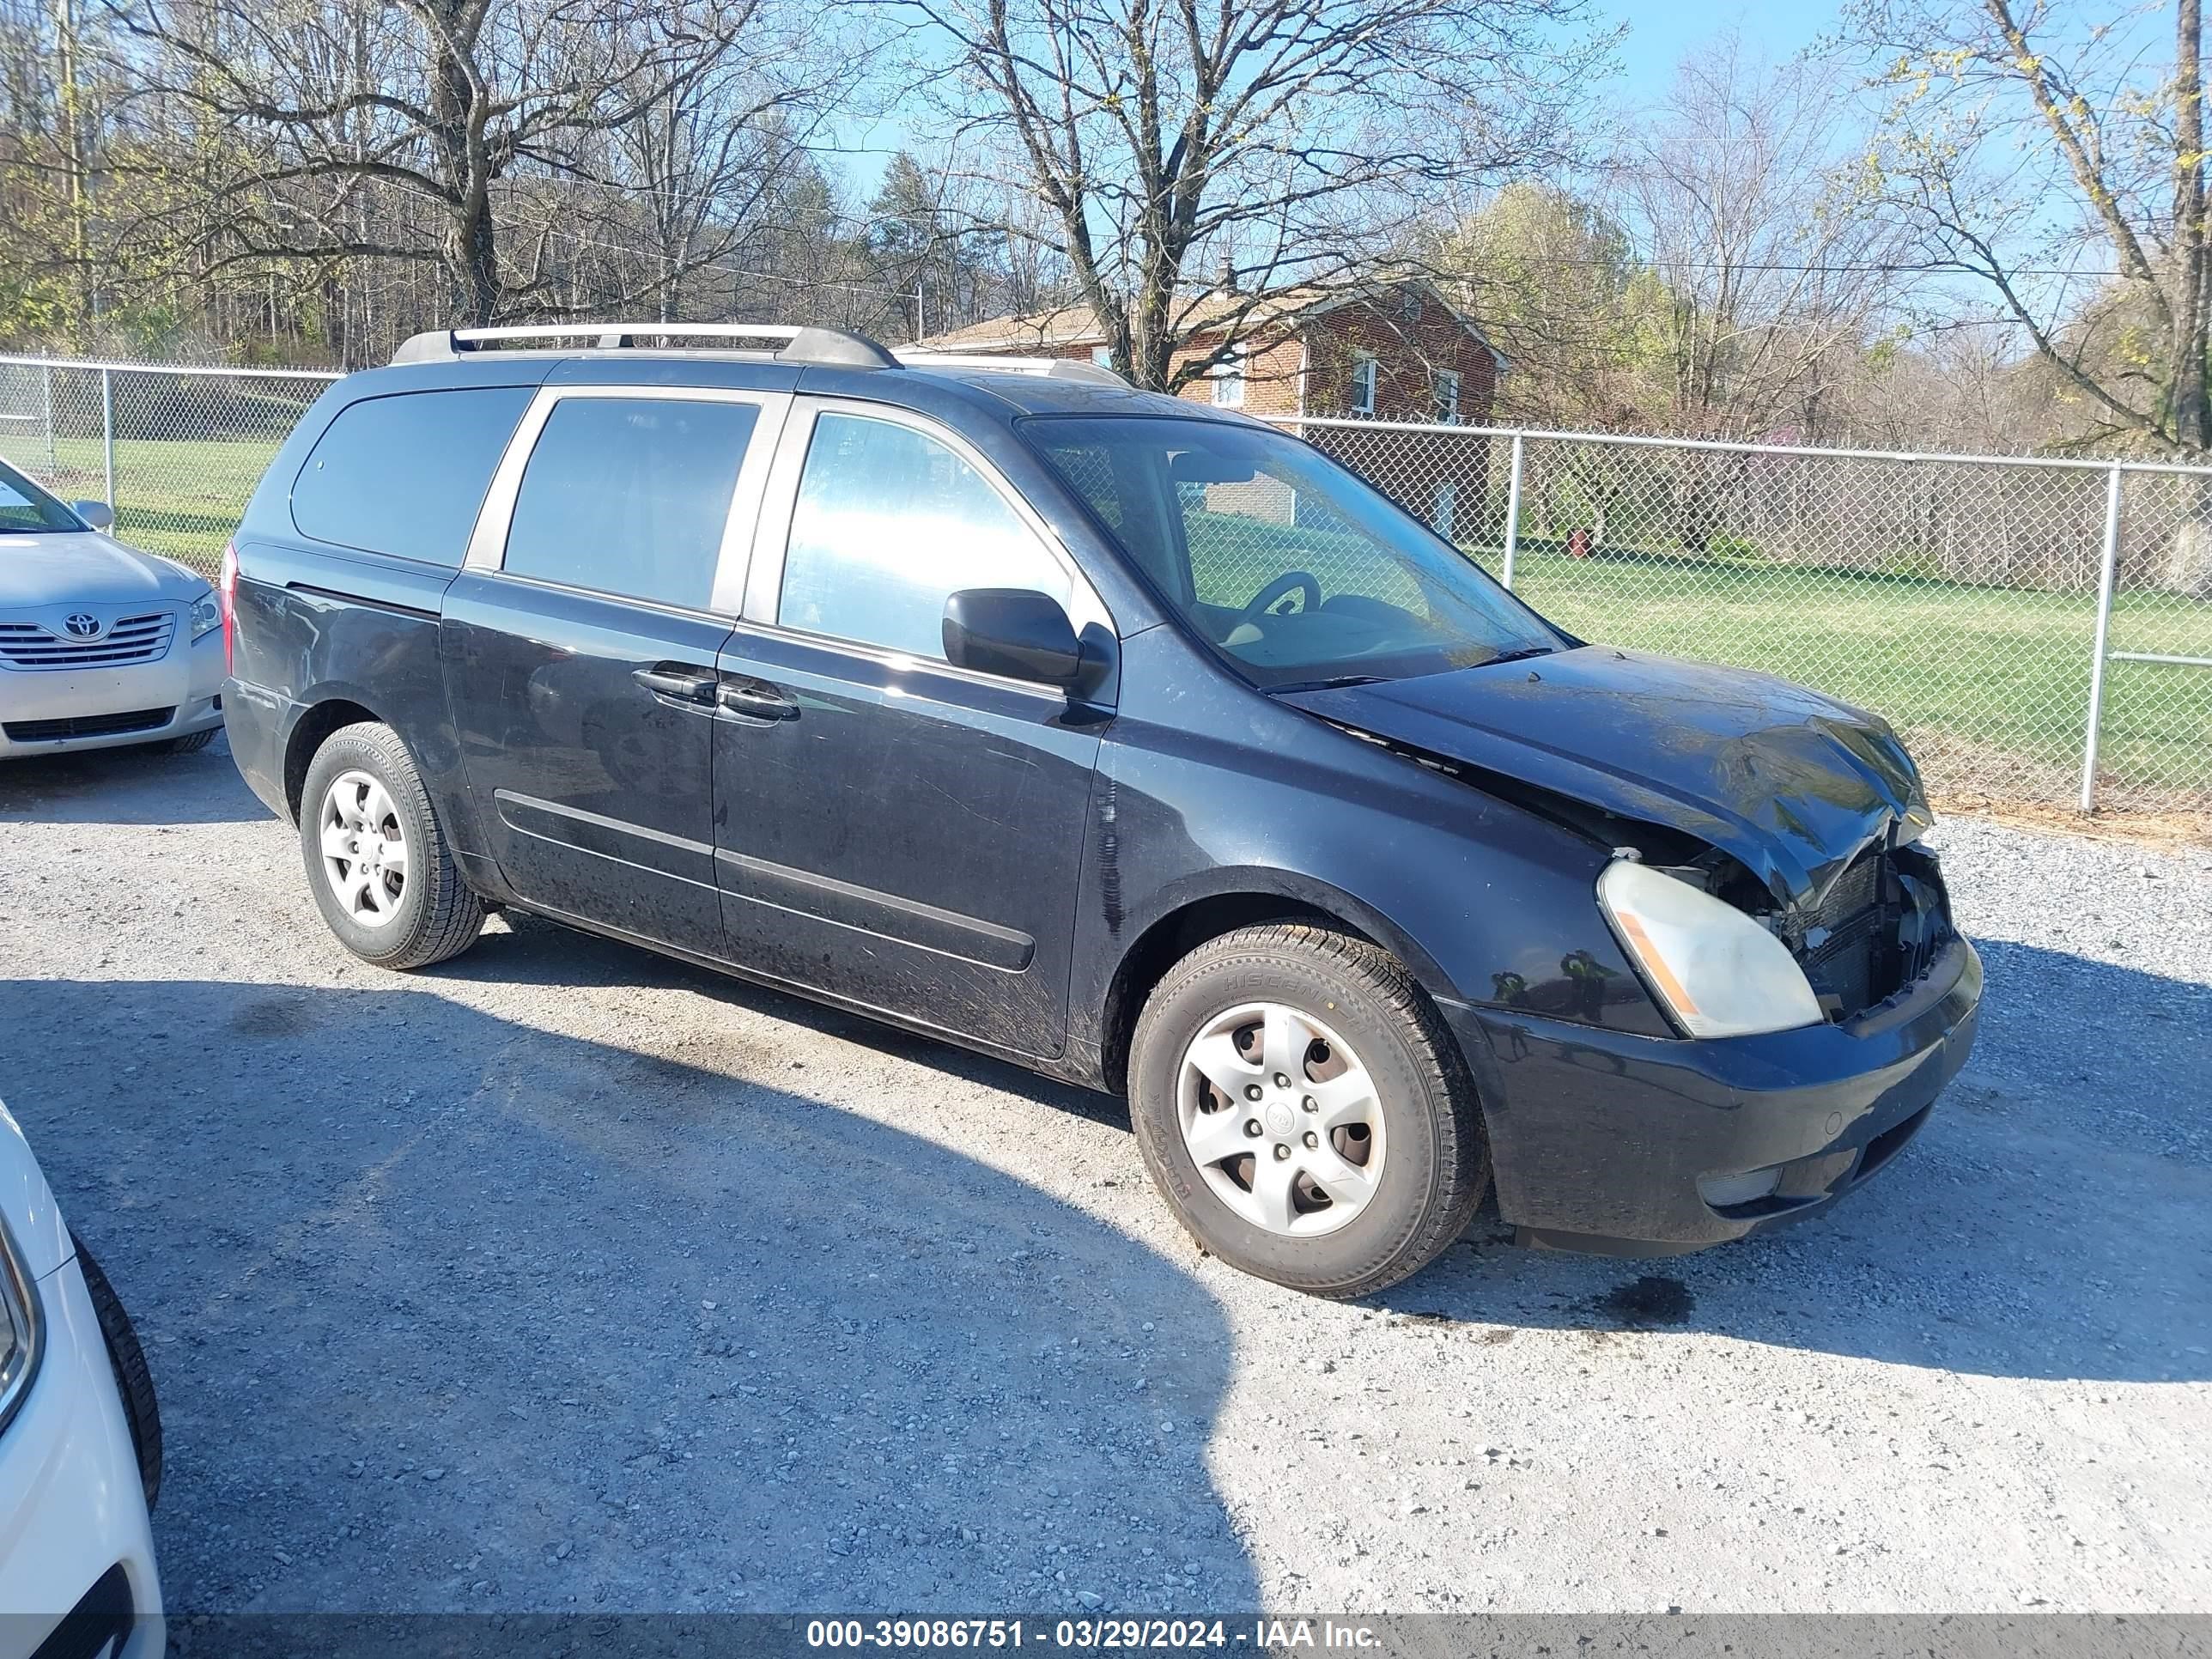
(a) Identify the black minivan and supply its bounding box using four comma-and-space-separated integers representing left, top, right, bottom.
221, 322, 1980, 1297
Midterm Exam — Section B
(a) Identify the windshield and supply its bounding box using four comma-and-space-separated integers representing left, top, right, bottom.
1024, 416, 1564, 690
0, 459, 86, 533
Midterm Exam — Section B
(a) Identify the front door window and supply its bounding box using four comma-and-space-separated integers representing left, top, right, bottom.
777, 412, 1071, 661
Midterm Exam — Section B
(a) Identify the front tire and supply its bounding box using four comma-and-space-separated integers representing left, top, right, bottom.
73, 1233, 161, 1511
300, 721, 484, 969
164, 727, 218, 754
1129, 923, 1489, 1298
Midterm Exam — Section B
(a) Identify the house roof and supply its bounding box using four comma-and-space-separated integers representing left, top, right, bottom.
917, 278, 1506, 369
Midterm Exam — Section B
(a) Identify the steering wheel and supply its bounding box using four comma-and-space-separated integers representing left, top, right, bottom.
1229, 570, 1322, 636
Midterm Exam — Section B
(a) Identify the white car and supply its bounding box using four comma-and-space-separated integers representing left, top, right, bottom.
0, 1097, 163, 1658
0, 454, 224, 759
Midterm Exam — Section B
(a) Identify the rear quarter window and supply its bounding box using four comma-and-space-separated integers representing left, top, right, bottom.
291, 386, 533, 565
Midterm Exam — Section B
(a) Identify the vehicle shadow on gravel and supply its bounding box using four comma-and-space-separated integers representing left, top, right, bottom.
438, 917, 2212, 1388
445, 914, 1136, 1134
1376, 935, 2212, 1387
0, 973, 1255, 1615
0, 736, 270, 826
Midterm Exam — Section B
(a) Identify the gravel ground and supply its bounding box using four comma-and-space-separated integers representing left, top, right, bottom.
1, 738, 2208, 1615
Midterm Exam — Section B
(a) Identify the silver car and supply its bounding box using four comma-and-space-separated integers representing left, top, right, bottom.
0, 455, 224, 758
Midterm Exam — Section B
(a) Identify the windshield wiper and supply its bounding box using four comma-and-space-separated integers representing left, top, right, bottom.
1264, 673, 1391, 694
1480, 645, 1558, 667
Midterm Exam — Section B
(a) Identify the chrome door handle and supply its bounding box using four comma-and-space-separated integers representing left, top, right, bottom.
715, 681, 795, 720
634, 665, 719, 702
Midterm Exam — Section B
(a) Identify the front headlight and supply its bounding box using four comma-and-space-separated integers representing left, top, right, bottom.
189, 592, 222, 641
0, 1216, 41, 1437
1598, 859, 1825, 1039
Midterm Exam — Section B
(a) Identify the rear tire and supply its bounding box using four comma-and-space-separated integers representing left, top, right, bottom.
300, 721, 484, 969
73, 1233, 161, 1512
1129, 922, 1489, 1299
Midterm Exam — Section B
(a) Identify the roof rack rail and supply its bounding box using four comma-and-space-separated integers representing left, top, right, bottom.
894, 350, 1129, 388
391, 322, 899, 370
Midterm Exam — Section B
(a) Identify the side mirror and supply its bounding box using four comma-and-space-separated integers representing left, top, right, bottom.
72, 499, 115, 531
942, 588, 1085, 687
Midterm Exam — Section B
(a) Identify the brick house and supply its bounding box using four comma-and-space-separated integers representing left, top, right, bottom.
916, 279, 1505, 538
917, 277, 1503, 422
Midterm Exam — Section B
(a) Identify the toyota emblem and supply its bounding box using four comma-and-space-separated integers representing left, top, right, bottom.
63, 612, 100, 640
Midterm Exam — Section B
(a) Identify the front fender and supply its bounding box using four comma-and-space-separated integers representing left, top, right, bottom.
1073, 683, 1673, 1056
1109, 860, 1460, 999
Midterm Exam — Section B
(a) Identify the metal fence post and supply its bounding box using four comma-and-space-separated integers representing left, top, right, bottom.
100, 367, 115, 509
1501, 431, 1525, 590
2079, 465, 2124, 812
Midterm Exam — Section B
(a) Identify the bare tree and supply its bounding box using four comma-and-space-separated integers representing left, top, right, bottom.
0, 0, 135, 339
888, 0, 1606, 390
844, 150, 1012, 341
1841, 0, 2212, 456
559, 16, 862, 326
1616, 38, 1907, 441
109, 0, 840, 325
1822, 324, 2059, 453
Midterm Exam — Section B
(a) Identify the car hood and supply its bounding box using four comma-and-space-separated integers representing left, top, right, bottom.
1280, 647, 1931, 907
0, 528, 209, 608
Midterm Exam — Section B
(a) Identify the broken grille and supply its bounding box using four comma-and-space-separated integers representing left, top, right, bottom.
1793, 848, 1954, 1021
1803, 915, 1882, 1018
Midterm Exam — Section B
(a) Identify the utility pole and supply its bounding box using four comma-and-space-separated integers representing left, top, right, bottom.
52, 0, 93, 332
2172, 0, 2209, 451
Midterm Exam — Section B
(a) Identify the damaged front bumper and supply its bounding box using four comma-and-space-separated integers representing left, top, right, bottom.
1438, 935, 1982, 1255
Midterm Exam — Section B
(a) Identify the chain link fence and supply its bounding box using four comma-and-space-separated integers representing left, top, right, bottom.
0, 354, 2201, 818
1274, 416, 2212, 819
0, 354, 336, 579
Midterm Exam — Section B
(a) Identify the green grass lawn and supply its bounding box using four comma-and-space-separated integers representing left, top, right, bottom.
14, 438, 2205, 808
1188, 503, 2207, 805
1477, 547, 2212, 808
45, 434, 276, 572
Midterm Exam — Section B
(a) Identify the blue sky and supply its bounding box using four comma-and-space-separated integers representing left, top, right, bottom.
1607, 0, 1838, 102
833, 0, 1849, 196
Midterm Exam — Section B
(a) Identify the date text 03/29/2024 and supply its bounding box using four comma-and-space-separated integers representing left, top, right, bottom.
804, 1620, 1382, 1651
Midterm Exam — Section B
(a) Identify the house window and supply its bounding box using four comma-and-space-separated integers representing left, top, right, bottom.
1399, 287, 1422, 320
1091, 345, 1113, 369
1433, 368, 1461, 425
1431, 481, 1457, 540
1211, 343, 1247, 408
1351, 352, 1377, 416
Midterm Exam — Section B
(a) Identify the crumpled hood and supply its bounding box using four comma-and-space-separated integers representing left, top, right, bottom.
1281, 647, 1931, 906
0, 529, 208, 608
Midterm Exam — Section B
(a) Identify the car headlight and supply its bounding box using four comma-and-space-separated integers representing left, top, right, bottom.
0, 1216, 41, 1437
189, 592, 222, 641
1598, 859, 1825, 1039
